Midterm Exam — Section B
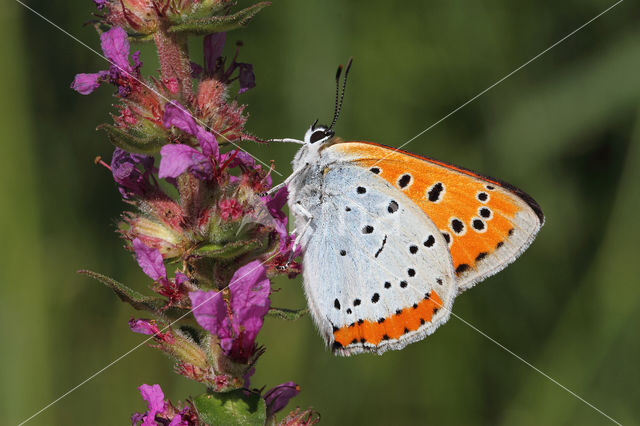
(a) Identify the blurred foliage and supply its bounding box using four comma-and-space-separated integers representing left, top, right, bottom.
2, 0, 640, 425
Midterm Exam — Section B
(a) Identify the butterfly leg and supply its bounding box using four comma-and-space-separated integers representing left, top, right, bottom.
263, 166, 306, 196
290, 202, 313, 258
274, 201, 313, 271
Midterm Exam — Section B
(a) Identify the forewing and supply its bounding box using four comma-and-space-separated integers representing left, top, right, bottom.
300, 164, 457, 356
329, 142, 544, 292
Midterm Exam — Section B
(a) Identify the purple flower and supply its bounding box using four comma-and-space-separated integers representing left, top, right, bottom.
129, 319, 159, 336
111, 148, 155, 198
190, 62, 203, 78
174, 271, 188, 286
133, 238, 166, 281
202, 34, 256, 94
220, 149, 255, 169
158, 144, 213, 180
71, 71, 108, 95
159, 102, 220, 180
163, 102, 218, 157
263, 187, 289, 244
71, 27, 141, 97
93, 0, 108, 10
264, 382, 300, 417
189, 260, 271, 362
204, 33, 226, 74
129, 318, 174, 344
131, 239, 187, 303
102, 26, 132, 71
243, 367, 256, 389
132, 384, 185, 426
138, 384, 165, 426
237, 63, 256, 94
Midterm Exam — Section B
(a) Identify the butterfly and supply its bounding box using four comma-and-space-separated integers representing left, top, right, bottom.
268, 59, 544, 356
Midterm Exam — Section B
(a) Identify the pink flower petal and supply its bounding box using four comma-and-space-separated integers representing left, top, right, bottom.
264, 381, 300, 416
189, 261, 270, 362
163, 102, 219, 160
129, 319, 158, 335
101, 27, 132, 72
133, 238, 166, 281
204, 33, 226, 73
158, 144, 211, 180
70, 71, 107, 95
138, 384, 166, 426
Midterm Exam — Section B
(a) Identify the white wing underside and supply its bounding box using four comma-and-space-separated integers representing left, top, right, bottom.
295, 165, 458, 355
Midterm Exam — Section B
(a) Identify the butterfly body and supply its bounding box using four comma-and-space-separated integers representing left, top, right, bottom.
280, 123, 544, 356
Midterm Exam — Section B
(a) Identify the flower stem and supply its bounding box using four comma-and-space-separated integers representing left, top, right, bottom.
154, 26, 193, 101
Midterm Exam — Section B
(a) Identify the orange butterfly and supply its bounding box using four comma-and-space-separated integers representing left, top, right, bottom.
269, 60, 543, 355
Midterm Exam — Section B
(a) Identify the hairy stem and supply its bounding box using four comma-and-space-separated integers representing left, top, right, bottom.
154, 25, 194, 101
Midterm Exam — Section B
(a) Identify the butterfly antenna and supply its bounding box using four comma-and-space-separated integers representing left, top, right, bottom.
330, 64, 343, 129
329, 57, 353, 130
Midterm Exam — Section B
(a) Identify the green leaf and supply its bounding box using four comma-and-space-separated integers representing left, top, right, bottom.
98, 123, 165, 155
267, 306, 308, 321
78, 269, 165, 312
193, 389, 266, 426
194, 238, 263, 260
168, 2, 271, 35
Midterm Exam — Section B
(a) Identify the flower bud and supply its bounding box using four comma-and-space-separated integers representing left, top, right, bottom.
121, 213, 184, 259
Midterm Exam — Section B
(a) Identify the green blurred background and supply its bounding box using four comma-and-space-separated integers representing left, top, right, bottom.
2, 0, 639, 424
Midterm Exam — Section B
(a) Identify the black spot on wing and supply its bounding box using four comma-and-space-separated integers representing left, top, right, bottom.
451, 218, 464, 234
442, 232, 451, 244
456, 264, 470, 274
398, 174, 412, 188
351, 141, 545, 223
424, 235, 435, 247
427, 182, 444, 202
479, 207, 491, 218
472, 219, 485, 231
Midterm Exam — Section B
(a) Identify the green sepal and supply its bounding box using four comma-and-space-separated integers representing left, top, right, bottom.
193, 389, 266, 426
194, 238, 264, 260
78, 269, 166, 312
267, 307, 308, 321
98, 123, 165, 155
94, 22, 155, 42
179, 324, 204, 345
168, 2, 271, 35
79, 270, 193, 320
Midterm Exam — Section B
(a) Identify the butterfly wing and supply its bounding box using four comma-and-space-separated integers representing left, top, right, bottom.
295, 164, 457, 356
328, 141, 544, 293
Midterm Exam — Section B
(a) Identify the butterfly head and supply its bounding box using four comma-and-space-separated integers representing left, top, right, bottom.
302, 57, 352, 146
304, 120, 335, 145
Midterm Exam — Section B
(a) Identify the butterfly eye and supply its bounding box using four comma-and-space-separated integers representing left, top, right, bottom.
309, 130, 327, 144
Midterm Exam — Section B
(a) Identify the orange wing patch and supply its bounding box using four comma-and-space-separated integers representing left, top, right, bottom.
333, 291, 443, 348
331, 142, 543, 281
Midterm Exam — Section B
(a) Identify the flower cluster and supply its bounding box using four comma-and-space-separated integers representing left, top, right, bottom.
73, 1, 311, 424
